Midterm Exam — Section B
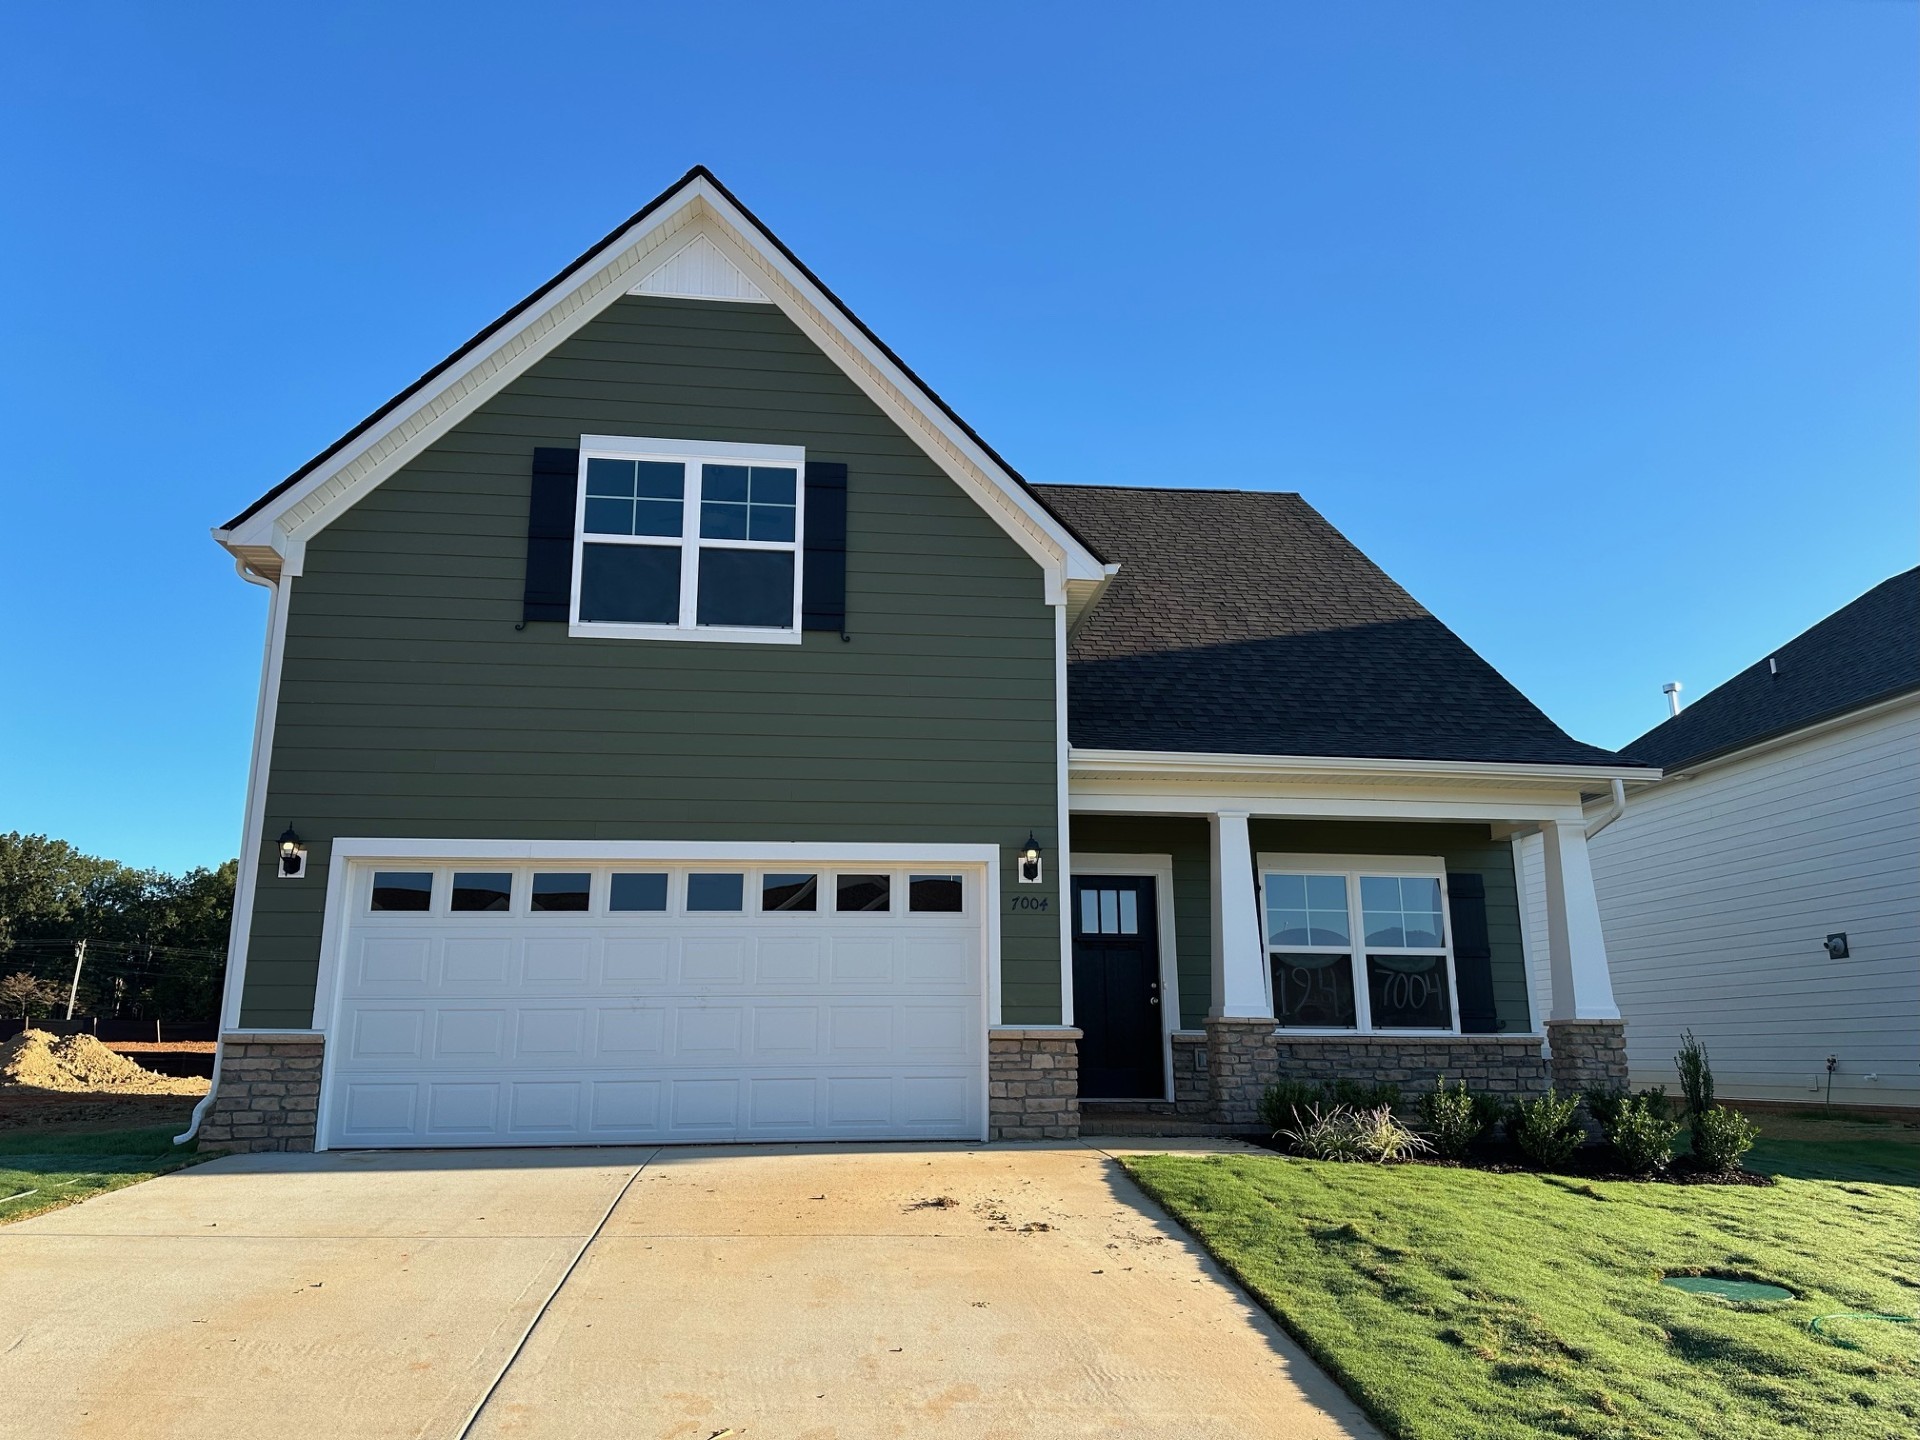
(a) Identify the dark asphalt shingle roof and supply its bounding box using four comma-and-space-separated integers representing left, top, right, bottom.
1042, 484, 1634, 768
1621, 567, 1920, 771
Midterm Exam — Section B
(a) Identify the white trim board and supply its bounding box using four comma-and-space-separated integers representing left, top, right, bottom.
213, 172, 1103, 600
1073, 852, 1182, 1103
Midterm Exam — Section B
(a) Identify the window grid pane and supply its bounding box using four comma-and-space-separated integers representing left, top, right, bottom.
1270, 951, 1358, 1029
1366, 953, 1451, 1028
1361, 874, 1446, 949
1265, 873, 1349, 947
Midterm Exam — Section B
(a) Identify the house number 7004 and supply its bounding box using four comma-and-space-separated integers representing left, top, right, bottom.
1011, 895, 1050, 912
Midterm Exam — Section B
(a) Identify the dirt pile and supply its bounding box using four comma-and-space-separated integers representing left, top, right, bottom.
0, 1029, 209, 1096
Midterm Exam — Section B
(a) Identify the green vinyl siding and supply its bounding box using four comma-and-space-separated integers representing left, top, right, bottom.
1071, 816, 1213, 1030
242, 295, 1061, 1026
1248, 820, 1534, 1034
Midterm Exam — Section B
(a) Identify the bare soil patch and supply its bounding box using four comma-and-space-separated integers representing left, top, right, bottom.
2, 1029, 209, 1095
104, 1040, 217, 1055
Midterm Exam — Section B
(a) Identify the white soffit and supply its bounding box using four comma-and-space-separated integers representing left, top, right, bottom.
629, 233, 769, 302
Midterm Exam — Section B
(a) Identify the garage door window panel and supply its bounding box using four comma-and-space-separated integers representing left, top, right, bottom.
451, 873, 514, 913
530, 873, 591, 913
371, 872, 434, 913
836, 874, 891, 913
688, 873, 745, 912
609, 872, 669, 912
909, 875, 964, 913
762, 873, 818, 912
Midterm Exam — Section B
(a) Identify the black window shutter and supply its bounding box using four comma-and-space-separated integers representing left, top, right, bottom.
802, 461, 848, 633
1447, 872, 1500, 1034
522, 447, 579, 623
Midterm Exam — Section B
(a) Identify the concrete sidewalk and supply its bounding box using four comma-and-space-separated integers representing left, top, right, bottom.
0, 1140, 1380, 1440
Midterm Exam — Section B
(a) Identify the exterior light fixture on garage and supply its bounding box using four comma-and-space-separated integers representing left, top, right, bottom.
1018, 832, 1043, 885
278, 825, 307, 879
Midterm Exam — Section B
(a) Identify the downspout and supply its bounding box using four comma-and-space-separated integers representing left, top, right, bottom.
1583, 777, 1628, 840
177, 557, 283, 1144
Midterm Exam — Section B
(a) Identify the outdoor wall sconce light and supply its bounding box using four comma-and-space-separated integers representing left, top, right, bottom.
1017, 832, 1044, 885
1823, 932, 1849, 960
278, 825, 308, 879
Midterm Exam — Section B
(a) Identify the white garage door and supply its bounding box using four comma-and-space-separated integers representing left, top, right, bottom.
319, 857, 987, 1148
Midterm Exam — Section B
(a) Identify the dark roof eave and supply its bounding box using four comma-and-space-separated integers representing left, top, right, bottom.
1627, 681, 1920, 773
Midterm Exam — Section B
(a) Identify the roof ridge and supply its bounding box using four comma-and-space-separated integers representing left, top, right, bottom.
1034, 482, 1304, 498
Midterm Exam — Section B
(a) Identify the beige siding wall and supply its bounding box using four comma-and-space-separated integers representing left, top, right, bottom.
1573, 701, 1920, 1106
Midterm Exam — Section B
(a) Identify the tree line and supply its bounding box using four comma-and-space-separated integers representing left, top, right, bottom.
0, 832, 235, 1024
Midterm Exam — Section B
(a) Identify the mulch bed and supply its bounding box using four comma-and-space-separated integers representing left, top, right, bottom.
1245, 1133, 1774, 1186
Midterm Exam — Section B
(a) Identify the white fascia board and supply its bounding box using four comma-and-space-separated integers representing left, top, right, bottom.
326, 838, 1002, 864
1069, 747, 1661, 788
213, 174, 1102, 598
1651, 688, 1920, 782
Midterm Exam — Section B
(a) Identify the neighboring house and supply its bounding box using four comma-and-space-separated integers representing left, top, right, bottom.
1544, 569, 1917, 1110
190, 167, 1652, 1153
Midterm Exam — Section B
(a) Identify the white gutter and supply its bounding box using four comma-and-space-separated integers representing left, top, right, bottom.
1583, 777, 1628, 839
177, 559, 291, 1145
1071, 747, 1660, 788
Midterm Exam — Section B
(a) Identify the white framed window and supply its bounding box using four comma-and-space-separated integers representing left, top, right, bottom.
1257, 853, 1460, 1034
570, 435, 806, 644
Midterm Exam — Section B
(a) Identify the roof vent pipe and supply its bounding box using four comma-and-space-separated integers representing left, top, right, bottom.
1662, 681, 1683, 717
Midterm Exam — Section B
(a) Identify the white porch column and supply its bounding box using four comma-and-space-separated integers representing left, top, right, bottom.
1539, 819, 1621, 1021
1209, 810, 1272, 1018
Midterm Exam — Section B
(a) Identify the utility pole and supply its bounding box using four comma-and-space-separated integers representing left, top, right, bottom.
65, 938, 87, 1021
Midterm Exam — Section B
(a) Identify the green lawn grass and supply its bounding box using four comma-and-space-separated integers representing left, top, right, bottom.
1122, 1138, 1919, 1440
0, 1125, 208, 1224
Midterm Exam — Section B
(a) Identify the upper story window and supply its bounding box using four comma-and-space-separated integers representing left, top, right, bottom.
572, 436, 805, 643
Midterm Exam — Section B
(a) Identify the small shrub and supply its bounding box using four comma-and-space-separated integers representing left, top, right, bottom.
1282, 1104, 1431, 1164
1691, 1105, 1758, 1174
1606, 1093, 1682, 1173
1258, 1079, 1327, 1133
1509, 1088, 1585, 1168
1676, 1029, 1716, 1152
1259, 1077, 1404, 1133
1328, 1078, 1402, 1111
1582, 1086, 1631, 1133
1418, 1076, 1495, 1159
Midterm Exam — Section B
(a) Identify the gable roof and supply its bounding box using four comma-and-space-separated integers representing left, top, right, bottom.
216, 166, 1105, 590
1622, 567, 1920, 772
1041, 484, 1638, 769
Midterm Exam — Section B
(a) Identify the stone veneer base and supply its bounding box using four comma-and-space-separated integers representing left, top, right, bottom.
988, 1028, 1081, 1140
195, 1031, 324, 1154
1545, 1019, 1630, 1095
1203, 1019, 1552, 1129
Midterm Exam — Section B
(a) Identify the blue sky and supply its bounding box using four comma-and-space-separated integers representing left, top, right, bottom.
2, 2, 1913, 874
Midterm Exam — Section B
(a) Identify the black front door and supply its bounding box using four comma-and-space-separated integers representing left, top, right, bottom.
1071, 876, 1165, 1099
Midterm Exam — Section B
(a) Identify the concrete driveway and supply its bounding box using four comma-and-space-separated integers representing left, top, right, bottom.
0, 1140, 1380, 1440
